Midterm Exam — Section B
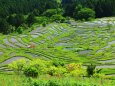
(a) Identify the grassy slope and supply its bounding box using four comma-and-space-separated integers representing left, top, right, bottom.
0, 74, 115, 86
0, 17, 115, 85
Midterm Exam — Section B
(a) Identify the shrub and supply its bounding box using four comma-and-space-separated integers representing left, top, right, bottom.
43, 9, 57, 17
66, 63, 84, 77
47, 66, 67, 76
43, 8, 64, 17
66, 63, 82, 72
87, 64, 96, 77
74, 5, 95, 20
51, 14, 65, 23
8, 59, 26, 74
36, 16, 49, 24
28, 59, 51, 74
42, 22, 47, 27
73, 4, 83, 18
24, 66, 38, 78
17, 26, 24, 34
76, 8, 95, 21
47, 66, 57, 76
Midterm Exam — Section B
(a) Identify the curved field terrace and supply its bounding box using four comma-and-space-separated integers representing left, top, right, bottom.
0, 17, 115, 76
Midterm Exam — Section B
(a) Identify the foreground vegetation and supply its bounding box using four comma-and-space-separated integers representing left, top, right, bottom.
0, 74, 115, 86
0, 58, 115, 86
0, 17, 115, 85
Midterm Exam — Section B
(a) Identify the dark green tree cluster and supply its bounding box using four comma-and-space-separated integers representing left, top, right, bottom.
0, 0, 114, 18
0, 18, 11, 34
0, 0, 60, 18
0, 0, 115, 34
62, 0, 115, 18
73, 5, 95, 20
0, 0, 61, 34
7, 14, 25, 28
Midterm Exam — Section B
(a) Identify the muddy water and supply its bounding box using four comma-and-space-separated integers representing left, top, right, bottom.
10, 38, 26, 47
3, 38, 18, 48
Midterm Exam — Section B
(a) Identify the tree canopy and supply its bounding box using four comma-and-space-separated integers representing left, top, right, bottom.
0, 0, 115, 34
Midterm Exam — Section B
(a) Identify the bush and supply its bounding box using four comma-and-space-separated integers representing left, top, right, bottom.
66, 63, 84, 77
42, 22, 47, 27
36, 16, 49, 24
87, 64, 96, 77
24, 66, 38, 78
47, 66, 67, 76
43, 8, 64, 17
79, 8, 95, 20
76, 8, 95, 21
47, 66, 57, 76
17, 26, 24, 34
8, 59, 26, 74
43, 9, 57, 17
51, 14, 65, 23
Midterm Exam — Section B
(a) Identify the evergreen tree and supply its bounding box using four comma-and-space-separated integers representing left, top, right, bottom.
0, 18, 11, 34
7, 14, 25, 28
14, 14, 25, 28
26, 13, 36, 26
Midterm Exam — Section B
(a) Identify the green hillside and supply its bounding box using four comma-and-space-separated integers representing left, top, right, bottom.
0, 0, 115, 86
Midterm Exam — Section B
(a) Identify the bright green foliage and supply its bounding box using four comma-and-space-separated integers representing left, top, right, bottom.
47, 79, 61, 86
51, 14, 65, 23
17, 26, 24, 34
8, 59, 27, 74
47, 66, 67, 76
52, 58, 65, 67
22, 77, 115, 86
8, 59, 86, 77
43, 8, 63, 17
66, 63, 85, 77
36, 16, 49, 24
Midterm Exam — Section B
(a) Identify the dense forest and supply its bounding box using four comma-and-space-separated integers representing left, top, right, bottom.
0, 0, 61, 17
0, 0, 115, 18
0, 0, 115, 34
62, 0, 115, 17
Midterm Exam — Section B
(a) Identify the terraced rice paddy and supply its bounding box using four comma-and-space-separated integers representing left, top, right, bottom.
0, 17, 115, 76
